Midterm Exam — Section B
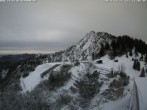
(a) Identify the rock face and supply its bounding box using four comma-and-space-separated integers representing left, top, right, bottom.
48, 31, 115, 62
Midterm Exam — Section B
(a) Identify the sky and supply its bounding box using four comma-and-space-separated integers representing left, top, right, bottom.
0, 0, 147, 54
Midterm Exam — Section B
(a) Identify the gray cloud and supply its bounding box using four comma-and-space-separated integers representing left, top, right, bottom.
0, 0, 147, 54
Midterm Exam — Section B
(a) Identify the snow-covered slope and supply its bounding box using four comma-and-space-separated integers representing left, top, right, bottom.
16, 31, 147, 110
19, 30, 147, 110
69, 54, 146, 110
20, 62, 70, 92
20, 52, 147, 110
20, 63, 57, 92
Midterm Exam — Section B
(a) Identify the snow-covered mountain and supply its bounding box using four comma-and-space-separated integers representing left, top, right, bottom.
1, 31, 147, 110
49, 31, 115, 62
63, 31, 114, 61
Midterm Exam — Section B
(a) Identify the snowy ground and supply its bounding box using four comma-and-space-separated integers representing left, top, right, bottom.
21, 62, 70, 92
92, 54, 146, 110
20, 54, 147, 110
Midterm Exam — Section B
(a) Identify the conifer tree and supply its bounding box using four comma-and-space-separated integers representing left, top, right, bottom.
111, 40, 117, 50
136, 61, 140, 71
133, 60, 136, 70
134, 47, 138, 57
126, 53, 128, 58
99, 47, 105, 57
92, 52, 95, 60
140, 67, 145, 77
0, 73, 2, 84
105, 42, 110, 50
139, 55, 143, 61
133, 60, 140, 71
145, 54, 147, 63
129, 50, 132, 56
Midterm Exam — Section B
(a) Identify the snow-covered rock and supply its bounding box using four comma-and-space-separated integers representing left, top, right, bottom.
49, 31, 115, 62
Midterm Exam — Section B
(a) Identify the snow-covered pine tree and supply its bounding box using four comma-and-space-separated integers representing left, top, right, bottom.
126, 53, 128, 58
129, 50, 132, 56
145, 53, 147, 63
140, 67, 145, 77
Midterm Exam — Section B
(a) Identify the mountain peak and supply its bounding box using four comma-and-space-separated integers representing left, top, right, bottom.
47, 31, 116, 62
60, 31, 114, 61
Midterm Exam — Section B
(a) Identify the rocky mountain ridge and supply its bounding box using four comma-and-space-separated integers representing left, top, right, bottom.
49, 31, 116, 62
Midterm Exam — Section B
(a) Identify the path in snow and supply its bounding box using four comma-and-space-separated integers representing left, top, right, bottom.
134, 78, 147, 110
40, 64, 61, 78
130, 80, 140, 110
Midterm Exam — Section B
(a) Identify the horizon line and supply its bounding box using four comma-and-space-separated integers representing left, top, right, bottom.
0, 50, 58, 55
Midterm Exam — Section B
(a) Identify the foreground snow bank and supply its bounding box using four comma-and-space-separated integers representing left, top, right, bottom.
135, 78, 147, 110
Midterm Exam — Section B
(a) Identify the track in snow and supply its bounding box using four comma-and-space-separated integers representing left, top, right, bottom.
130, 81, 140, 110
40, 64, 61, 78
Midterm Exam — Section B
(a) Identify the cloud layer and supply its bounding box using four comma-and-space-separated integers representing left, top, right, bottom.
0, 0, 147, 54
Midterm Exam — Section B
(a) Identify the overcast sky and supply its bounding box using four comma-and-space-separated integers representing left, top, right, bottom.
0, 0, 147, 54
